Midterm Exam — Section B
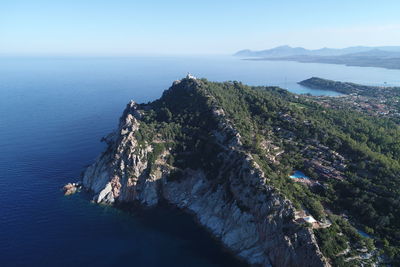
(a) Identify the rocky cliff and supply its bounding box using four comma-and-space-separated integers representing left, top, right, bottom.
82, 77, 329, 267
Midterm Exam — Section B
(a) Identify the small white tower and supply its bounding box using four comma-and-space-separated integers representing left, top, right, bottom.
186, 72, 196, 80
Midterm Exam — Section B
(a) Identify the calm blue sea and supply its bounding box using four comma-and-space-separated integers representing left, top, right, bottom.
1, 56, 400, 266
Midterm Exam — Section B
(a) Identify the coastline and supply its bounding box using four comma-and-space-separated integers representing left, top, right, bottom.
243, 57, 400, 71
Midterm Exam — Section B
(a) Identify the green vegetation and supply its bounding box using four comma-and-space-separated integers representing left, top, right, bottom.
300, 77, 375, 95
299, 76, 400, 97
134, 78, 224, 181
133, 78, 399, 265
201, 80, 399, 265
315, 214, 374, 266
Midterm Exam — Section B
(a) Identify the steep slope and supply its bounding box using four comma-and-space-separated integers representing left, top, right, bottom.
82, 77, 329, 267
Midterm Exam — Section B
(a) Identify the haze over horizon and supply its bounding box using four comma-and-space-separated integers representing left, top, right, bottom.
1, 0, 400, 55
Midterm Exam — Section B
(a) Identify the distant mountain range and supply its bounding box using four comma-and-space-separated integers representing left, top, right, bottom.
234, 45, 400, 57
234, 45, 400, 70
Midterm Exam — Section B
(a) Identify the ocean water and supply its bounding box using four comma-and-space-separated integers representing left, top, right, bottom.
1, 56, 400, 267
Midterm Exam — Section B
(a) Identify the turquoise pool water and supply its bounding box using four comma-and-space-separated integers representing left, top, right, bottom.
289, 171, 310, 179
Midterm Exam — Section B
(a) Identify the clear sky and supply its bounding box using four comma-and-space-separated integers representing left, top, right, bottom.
1, 0, 400, 55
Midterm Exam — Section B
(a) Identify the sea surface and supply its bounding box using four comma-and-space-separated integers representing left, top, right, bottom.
1, 56, 400, 266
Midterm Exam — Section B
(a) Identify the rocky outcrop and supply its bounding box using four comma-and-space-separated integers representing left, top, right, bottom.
83, 100, 154, 204
81, 78, 330, 267
63, 182, 82, 196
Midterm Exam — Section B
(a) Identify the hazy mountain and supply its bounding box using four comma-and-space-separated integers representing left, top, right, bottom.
234, 45, 400, 58
238, 46, 400, 69
235, 45, 309, 57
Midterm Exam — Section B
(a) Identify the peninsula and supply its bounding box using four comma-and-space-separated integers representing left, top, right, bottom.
77, 76, 399, 266
299, 77, 400, 123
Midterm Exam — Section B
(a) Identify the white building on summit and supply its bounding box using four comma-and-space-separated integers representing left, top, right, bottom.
172, 73, 197, 85
186, 73, 196, 80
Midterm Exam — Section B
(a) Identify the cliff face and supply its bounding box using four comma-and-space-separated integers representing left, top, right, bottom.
82, 78, 329, 267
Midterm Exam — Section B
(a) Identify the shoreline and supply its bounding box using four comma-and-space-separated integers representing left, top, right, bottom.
243, 57, 400, 71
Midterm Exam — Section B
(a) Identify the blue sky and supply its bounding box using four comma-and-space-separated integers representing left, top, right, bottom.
1, 0, 400, 55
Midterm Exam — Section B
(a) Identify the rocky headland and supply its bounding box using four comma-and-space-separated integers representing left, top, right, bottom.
79, 76, 329, 267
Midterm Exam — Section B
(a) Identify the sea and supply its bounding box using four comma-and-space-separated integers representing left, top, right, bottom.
1, 55, 400, 267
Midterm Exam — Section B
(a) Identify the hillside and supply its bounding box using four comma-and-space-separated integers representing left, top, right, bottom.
299, 77, 400, 123
79, 77, 400, 266
298, 77, 389, 96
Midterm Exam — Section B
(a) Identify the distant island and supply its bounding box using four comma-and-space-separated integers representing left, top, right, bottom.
234, 45, 400, 70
